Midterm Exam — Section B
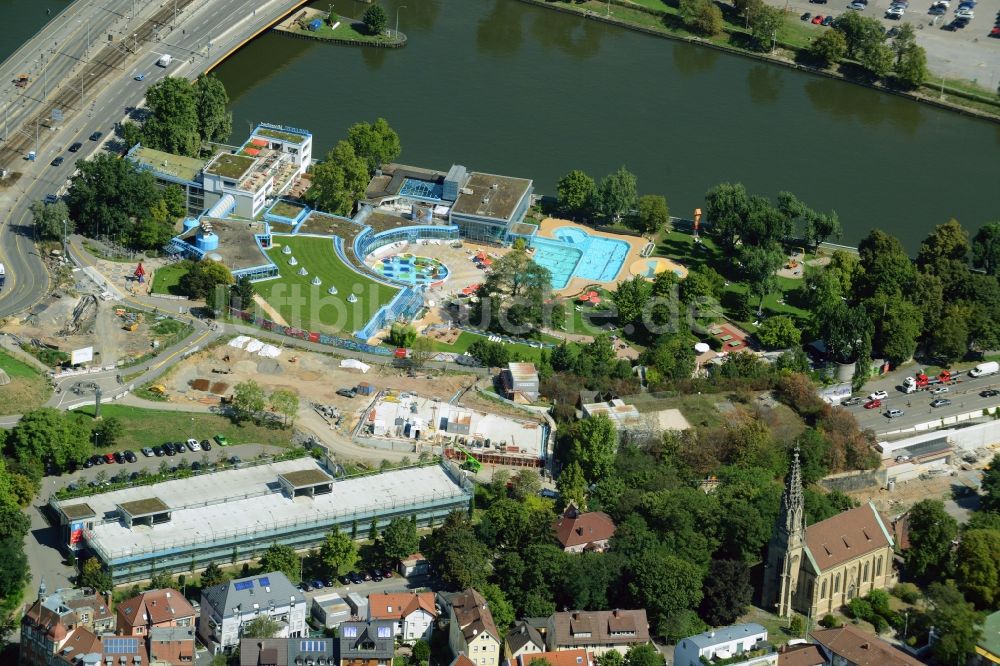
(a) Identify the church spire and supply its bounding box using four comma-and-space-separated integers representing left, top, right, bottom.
781, 446, 805, 536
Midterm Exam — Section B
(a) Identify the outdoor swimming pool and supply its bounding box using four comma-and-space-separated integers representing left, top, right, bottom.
375, 254, 449, 286
530, 227, 630, 289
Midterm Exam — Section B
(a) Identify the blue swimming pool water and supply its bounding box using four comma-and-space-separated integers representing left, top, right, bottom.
399, 178, 443, 201
530, 227, 630, 289
377, 255, 449, 286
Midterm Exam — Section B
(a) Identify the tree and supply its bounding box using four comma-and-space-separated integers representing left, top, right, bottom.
409, 335, 434, 372
143, 77, 201, 156
231, 380, 265, 424
955, 529, 1000, 608
748, 5, 783, 50
178, 259, 234, 300
640, 332, 696, 381
270, 389, 299, 427
699, 559, 752, 626
242, 615, 281, 639
905, 499, 957, 579
556, 460, 587, 509
481, 583, 515, 636
626, 549, 704, 630
381, 516, 419, 562
810, 29, 848, 65
30, 199, 72, 241
660, 609, 708, 644
320, 529, 359, 576
6, 408, 91, 474
556, 170, 596, 219
425, 512, 491, 590
624, 644, 664, 666
704, 183, 750, 252
363, 4, 389, 35
972, 222, 1000, 276
806, 210, 842, 249
66, 154, 160, 246
926, 581, 984, 665
201, 562, 226, 588
894, 42, 926, 88
597, 167, 638, 223
859, 41, 894, 80
611, 277, 653, 330
411, 640, 430, 665
230, 275, 256, 311
93, 416, 124, 448
308, 140, 369, 216
755, 316, 800, 350
474, 248, 555, 335
740, 243, 784, 315
347, 118, 401, 174
917, 219, 971, 298
926, 304, 969, 363
833, 12, 886, 59
680, 0, 723, 35
568, 414, 618, 484
78, 557, 111, 591
632, 195, 670, 235
194, 74, 232, 143
467, 339, 510, 368
981, 454, 1000, 513
258, 543, 300, 582
856, 229, 916, 300
134, 198, 175, 253
510, 470, 542, 501
872, 298, 922, 366
388, 323, 417, 348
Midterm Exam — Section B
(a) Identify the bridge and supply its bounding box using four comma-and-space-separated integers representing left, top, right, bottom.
0, 0, 309, 317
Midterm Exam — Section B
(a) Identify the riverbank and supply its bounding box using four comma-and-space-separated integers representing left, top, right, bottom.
516, 0, 1000, 122
273, 6, 406, 48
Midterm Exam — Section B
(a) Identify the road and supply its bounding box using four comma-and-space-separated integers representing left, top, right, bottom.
844, 366, 1000, 435
0, 0, 309, 318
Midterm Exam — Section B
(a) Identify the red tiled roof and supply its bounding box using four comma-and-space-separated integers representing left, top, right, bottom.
811, 625, 923, 666
805, 503, 892, 572
553, 505, 616, 549
778, 644, 826, 666
519, 649, 592, 666
368, 592, 436, 621
118, 588, 196, 628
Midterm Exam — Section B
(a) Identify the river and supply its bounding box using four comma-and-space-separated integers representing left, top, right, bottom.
5, 0, 999, 249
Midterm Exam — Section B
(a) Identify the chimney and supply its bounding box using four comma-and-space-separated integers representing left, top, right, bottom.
165, 592, 171, 598
861, 643, 870, 650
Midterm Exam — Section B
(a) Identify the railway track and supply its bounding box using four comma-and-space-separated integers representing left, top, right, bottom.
0, 0, 198, 171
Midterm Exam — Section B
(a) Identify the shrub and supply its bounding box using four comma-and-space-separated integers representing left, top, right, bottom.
892, 582, 921, 603
820, 614, 841, 628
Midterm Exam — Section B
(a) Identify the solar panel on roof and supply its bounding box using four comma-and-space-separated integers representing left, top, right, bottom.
300, 639, 327, 652
233, 580, 254, 591
104, 637, 137, 654
258, 577, 270, 587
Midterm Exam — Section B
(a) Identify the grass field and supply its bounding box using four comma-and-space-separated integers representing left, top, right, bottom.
72, 404, 296, 451
0, 349, 51, 414
422, 331, 548, 362
150, 262, 189, 295
257, 236, 399, 334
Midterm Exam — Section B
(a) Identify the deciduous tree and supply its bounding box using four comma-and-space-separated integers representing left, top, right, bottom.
347, 118, 401, 174
556, 170, 597, 219
704, 182, 750, 252
381, 517, 419, 562
905, 499, 957, 579
258, 543, 300, 583
200, 562, 226, 588
955, 529, 1000, 608
755, 316, 800, 350
568, 414, 618, 484
363, 4, 389, 35
320, 529, 359, 576
632, 195, 670, 235
810, 29, 848, 66
194, 74, 232, 143
232, 379, 266, 423
30, 199, 72, 241
270, 389, 299, 427
926, 582, 984, 665
242, 615, 282, 639
308, 140, 370, 216
143, 77, 201, 156
597, 167, 638, 223
972, 222, 1000, 276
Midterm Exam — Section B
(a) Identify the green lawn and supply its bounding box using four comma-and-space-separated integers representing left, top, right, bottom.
422, 332, 548, 363
150, 262, 189, 296
0, 349, 51, 414
293, 17, 403, 44
72, 404, 296, 451
257, 235, 399, 334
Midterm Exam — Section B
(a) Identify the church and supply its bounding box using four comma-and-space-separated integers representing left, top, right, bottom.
762, 451, 896, 618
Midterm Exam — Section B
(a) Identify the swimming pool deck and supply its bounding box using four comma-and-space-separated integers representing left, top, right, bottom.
536, 218, 651, 296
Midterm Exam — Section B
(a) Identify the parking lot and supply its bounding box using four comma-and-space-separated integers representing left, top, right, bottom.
767, 0, 1000, 90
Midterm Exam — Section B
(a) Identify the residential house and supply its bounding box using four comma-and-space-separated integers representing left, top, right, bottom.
339, 621, 395, 666
546, 610, 649, 656
148, 626, 195, 665
552, 504, 616, 554
19, 582, 115, 666
58, 633, 150, 666
447, 589, 502, 666
580, 399, 642, 430
367, 591, 437, 642
674, 624, 775, 666
517, 650, 593, 666
976, 610, 1000, 666
763, 453, 895, 618
199, 571, 306, 655
313, 593, 351, 629
504, 621, 546, 666
810, 625, 925, 666
398, 553, 430, 577
238, 638, 338, 666
502, 363, 539, 402
777, 644, 826, 666
451, 657, 477, 666
117, 588, 196, 637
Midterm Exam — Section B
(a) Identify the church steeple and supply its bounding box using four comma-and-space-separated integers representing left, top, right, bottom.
762, 445, 807, 617
780, 448, 805, 538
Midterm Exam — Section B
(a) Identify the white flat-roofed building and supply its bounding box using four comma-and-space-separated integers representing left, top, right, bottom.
51, 459, 472, 583
358, 392, 549, 467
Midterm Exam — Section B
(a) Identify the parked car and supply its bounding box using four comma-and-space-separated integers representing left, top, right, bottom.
822, 14, 835, 24
848, 2, 867, 10
349, 572, 363, 584
141, 447, 154, 457
895, 455, 912, 462
163, 443, 176, 456
931, 386, 950, 394
214, 434, 229, 447
89, 131, 102, 141
68, 142, 82, 152
229, 456, 242, 465
812, 14, 825, 22
153, 446, 165, 457
83, 458, 94, 468
311, 579, 324, 590
868, 390, 889, 401
929, 5, 947, 13
930, 398, 952, 407
802, 11, 812, 19
103, 452, 116, 464
123, 450, 137, 463
302, 581, 313, 592
864, 399, 882, 409
336, 387, 357, 398
173, 441, 187, 453
340, 575, 352, 585
134, 73, 145, 81
885, 409, 905, 418
842, 396, 863, 406
90, 455, 104, 466
980, 389, 1000, 397
200, 439, 212, 451
372, 571, 383, 582
186, 438, 201, 452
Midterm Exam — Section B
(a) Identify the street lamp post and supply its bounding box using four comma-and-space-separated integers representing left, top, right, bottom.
395, 5, 406, 39
62, 219, 68, 259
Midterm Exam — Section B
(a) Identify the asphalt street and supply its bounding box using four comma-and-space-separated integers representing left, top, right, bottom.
0, 0, 307, 318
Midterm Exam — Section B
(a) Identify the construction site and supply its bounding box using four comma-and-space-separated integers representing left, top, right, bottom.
1, 289, 192, 368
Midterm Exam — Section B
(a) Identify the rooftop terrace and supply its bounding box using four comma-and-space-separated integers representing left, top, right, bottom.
255, 127, 309, 144
205, 153, 256, 180
131, 147, 206, 183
